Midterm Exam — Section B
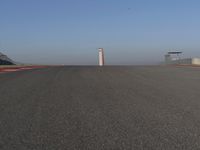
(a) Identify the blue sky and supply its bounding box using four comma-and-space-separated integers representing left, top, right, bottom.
0, 0, 200, 65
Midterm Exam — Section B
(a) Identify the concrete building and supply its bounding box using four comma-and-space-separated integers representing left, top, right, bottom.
165, 52, 200, 65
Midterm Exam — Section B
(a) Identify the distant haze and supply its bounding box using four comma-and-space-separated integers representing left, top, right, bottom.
1, 0, 200, 65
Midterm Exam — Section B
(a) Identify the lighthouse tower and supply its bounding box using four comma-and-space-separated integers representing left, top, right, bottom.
98, 48, 105, 66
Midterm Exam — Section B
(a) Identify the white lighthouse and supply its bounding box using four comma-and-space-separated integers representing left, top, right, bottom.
98, 48, 105, 66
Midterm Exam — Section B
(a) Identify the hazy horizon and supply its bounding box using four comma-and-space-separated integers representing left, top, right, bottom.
1, 0, 200, 65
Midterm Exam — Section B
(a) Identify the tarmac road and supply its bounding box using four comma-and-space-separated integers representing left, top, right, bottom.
0, 66, 200, 150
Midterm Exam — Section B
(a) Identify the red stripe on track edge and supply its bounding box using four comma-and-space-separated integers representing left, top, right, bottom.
0, 66, 49, 74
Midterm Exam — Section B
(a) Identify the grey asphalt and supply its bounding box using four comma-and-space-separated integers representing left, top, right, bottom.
1, 66, 200, 150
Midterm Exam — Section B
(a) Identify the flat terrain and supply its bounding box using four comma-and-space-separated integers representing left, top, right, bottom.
0, 66, 200, 150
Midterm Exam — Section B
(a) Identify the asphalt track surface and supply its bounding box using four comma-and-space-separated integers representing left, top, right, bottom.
0, 66, 200, 150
